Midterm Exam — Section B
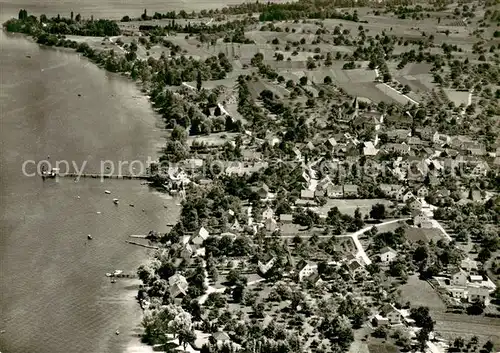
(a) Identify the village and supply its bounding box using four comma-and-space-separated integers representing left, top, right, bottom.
8, 0, 499, 352
126, 1, 500, 353
2, 0, 499, 352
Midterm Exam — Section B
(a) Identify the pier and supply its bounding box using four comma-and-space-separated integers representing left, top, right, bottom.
61, 173, 150, 180
125, 240, 159, 250
106, 272, 138, 279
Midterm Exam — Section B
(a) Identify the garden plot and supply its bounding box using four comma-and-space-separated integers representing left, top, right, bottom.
396, 76, 431, 95
444, 89, 470, 107
344, 68, 377, 82
270, 60, 308, 69
375, 83, 419, 105
337, 82, 398, 103
390, 62, 433, 77
263, 81, 291, 98
316, 199, 392, 217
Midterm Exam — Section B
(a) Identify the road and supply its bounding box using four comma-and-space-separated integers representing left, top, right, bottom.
337, 218, 410, 265
268, 218, 410, 266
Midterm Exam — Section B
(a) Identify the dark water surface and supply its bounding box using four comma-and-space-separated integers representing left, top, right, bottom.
0, 1, 219, 351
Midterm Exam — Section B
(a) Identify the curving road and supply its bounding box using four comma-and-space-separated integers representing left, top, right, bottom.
337, 218, 410, 266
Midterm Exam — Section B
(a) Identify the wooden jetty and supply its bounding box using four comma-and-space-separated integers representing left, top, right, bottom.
106, 272, 138, 279
50, 172, 150, 180
125, 240, 158, 250
129, 234, 148, 239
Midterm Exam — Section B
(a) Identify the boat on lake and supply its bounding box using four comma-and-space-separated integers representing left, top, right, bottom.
113, 270, 123, 276
41, 167, 59, 179
113, 198, 119, 204
105, 273, 112, 277
87, 234, 93, 240
105, 190, 111, 194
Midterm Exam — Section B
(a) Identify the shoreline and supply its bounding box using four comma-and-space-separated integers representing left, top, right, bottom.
1, 26, 170, 352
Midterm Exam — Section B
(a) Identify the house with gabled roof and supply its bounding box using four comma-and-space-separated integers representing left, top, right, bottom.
379, 303, 402, 325
450, 268, 468, 286
192, 226, 210, 245
213, 331, 230, 341
347, 259, 367, 278
413, 212, 433, 228
181, 244, 194, 260
363, 141, 379, 156
169, 274, 189, 298
317, 176, 333, 191
379, 247, 398, 263
257, 183, 270, 199
296, 260, 317, 282
467, 285, 492, 305
402, 191, 416, 203
407, 196, 422, 211
470, 161, 490, 177
416, 186, 429, 198
379, 184, 403, 199
230, 219, 243, 232
262, 207, 274, 220
326, 184, 344, 198
343, 184, 359, 197
265, 217, 278, 232
258, 254, 276, 275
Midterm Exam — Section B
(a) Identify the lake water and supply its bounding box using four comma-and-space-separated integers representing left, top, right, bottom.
0, 1, 236, 351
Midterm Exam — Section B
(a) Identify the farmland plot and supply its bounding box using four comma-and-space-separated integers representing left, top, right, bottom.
443, 89, 470, 107
375, 83, 420, 105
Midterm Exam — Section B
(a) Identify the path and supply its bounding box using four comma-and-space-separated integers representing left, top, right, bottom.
336, 218, 410, 265
266, 218, 410, 266
109, 36, 125, 53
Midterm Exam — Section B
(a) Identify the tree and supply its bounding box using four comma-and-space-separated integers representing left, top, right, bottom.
299, 76, 308, 85
416, 328, 429, 351
354, 207, 364, 230
373, 326, 388, 338
171, 125, 188, 143
483, 340, 494, 353
402, 85, 411, 94
410, 306, 434, 332
324, 76, 332, 84
453, 337, 465, 351
227, 268, 247, 286
196, 71, 202, 91
466, 301, 484, 315
477, 247, 491, 263
178, 328, 196, 350
370, 203, 386, 220
232, 283, 245, 303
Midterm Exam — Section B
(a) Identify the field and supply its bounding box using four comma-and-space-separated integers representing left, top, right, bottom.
316, 199, 393, 217
400, 275, 447, 311
400, 276, 500, 346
